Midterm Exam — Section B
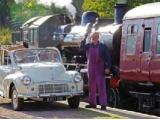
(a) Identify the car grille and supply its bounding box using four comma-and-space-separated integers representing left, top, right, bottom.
38, 84, 69, 94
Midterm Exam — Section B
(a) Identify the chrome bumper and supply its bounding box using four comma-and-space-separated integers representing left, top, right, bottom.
18, 91, 83, 99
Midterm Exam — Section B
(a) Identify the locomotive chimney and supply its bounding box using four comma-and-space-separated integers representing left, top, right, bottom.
81, 11, 99, 26
114, 0, 128, 24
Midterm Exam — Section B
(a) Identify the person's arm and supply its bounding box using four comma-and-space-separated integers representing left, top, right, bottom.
80, 34, 90, 51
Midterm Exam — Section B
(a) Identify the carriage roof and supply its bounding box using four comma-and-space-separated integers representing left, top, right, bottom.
123, 2, 160, 20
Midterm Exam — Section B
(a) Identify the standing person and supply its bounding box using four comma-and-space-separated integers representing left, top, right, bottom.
81, 32, 111, 110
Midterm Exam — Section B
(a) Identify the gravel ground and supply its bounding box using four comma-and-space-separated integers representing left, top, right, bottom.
0, 97, 159, 119
0, 98, 121, 119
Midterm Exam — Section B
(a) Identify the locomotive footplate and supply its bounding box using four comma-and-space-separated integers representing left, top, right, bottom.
129, 91, 152, 97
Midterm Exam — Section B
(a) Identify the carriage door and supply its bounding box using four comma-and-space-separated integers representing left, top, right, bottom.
150, 18, 160, 83
140, 19, 153, 81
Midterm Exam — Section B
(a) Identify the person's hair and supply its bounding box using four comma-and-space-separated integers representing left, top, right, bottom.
23, 42, 28, 48
91, 32, 99, 37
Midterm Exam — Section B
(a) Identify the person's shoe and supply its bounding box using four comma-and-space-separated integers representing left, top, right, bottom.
101, 105, 106, 110
85, 104, 96, 108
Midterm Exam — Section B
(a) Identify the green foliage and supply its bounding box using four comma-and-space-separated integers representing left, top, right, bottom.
72, 0, 84, 14
9, 0, 52, 24
82, 0, 160, 18
9, 0, 72, 25
7, 0, 160, 25
0, 0, 10, 27
0, 27, 11, 45
82, 0, 117, 18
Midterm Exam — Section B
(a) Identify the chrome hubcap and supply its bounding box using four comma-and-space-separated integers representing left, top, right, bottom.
12, 90, 18, 109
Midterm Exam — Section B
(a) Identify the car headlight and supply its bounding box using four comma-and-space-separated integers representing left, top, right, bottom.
74, 73, 82, 82
22, 76, 31, 85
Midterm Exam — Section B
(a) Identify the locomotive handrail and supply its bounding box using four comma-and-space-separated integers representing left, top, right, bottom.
0, 44, 24, 51
63, 63, 87, 67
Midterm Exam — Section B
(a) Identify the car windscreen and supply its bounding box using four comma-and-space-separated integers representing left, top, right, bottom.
13, 49, 61, 64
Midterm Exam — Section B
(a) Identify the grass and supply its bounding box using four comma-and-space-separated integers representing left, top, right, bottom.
79, 108, 122, 119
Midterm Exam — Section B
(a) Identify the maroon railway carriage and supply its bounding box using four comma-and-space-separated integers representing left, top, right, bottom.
118, 2, 160, 112
96, 2, 160, 113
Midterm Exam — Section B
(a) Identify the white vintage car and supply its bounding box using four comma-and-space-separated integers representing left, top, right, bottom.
0, 46, 83, 110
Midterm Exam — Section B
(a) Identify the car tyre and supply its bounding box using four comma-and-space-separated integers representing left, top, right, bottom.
68, 96, 80, 109
11, 86, 24, 111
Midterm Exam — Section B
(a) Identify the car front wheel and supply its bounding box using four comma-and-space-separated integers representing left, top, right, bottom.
11, 86, 24, 111
67, 96, 80, 109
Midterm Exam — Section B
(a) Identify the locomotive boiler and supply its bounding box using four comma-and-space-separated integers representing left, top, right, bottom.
56, 4, 126, 73
54, 11, 100, 68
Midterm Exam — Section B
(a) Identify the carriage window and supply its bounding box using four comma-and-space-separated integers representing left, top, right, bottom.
126, 24, 138, 55
143, 28, 151, 52
23, 31, 29, 42
156, 24, 160, 54
30, 28, 37, 45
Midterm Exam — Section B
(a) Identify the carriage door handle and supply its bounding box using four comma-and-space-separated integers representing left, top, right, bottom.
147, 51, 153, 64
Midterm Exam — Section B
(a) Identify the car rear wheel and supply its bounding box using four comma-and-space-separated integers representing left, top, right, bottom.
68, 96, 80, 109
11, 86, 24, 111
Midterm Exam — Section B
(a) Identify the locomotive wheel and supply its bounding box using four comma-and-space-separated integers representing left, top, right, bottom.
108, 88, 119, 108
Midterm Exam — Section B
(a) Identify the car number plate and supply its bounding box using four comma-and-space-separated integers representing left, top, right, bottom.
47, 96, 63, 101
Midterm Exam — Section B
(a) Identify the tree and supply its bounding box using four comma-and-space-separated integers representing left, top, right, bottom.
82, 0, 117, 18
9, 0, 51, 26
0, 0, 11, 27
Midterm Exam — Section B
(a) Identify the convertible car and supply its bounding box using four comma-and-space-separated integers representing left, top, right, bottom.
0, 46, 83, 110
